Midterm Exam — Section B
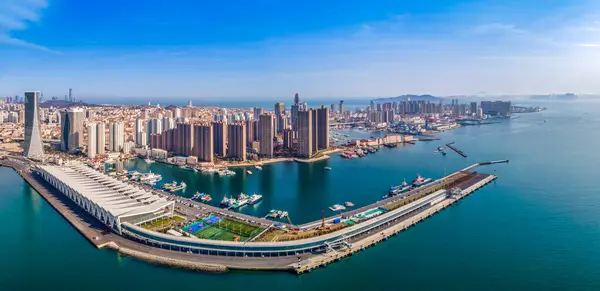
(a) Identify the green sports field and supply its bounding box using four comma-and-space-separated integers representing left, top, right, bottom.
192, 218, 264, 241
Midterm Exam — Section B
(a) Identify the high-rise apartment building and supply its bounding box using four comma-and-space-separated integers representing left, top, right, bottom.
96, 123, 106, 155
87, 123, 97, 158
213, 121, 227, 157
193, 123, 213, 162
297, 110, 313, 158
316, 106, 330, 150
227, 123, 246, 161
258, 114, 274, 158
274, 102, 285, 133
109, 122, 124, 152
134, 118, 144, 145
60, 108, 84, 152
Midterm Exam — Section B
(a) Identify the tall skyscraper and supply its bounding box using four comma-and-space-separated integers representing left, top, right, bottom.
227, 122, 246, 161
174, 123, 194, 156
282, 129, 293, 149
297, 110, 313, 158
258, 114, 274, 158
68, 88, 72, 102
61, 108, 84, 152
146, 118, 163, 145
23, 91, 44, 157
274, 102, 285, 133
134, 118, 144, 145
470, 102, 478, 116
310, 109, 318, 152
87, 123, 97, 158
213, 121, 227, 157
253, 108, 263, 121
96, 123, 106, 155
109, 122, 124, 152
246, 120, 256, 144
316, 106, 330, 150
291, 93, 300, 132
339, 100, 344, 115
193, 123, 213, 162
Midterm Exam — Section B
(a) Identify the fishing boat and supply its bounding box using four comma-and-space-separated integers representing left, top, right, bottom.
200, 194, 212, 202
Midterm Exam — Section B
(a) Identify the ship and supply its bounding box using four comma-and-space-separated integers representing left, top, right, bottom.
163, 181, 187, 192
140, 171, 162, 185
389, 179, 411, 195
411, 174, 432, 187
329, 204, 346, 212
248, 194, 263, 204
230, 193, 249, 209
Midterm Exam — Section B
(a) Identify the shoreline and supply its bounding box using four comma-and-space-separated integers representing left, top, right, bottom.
0, 158, 504, 274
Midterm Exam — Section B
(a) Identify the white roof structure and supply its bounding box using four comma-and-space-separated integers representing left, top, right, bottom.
38, 163, 172, 218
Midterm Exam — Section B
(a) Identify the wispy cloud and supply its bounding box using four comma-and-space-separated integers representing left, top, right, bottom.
470, 23, 526, 36
577, 43, 600, 47
0, 0, 57, 53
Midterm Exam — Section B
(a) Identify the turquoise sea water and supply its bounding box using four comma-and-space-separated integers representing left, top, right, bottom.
1, 100, 600, 290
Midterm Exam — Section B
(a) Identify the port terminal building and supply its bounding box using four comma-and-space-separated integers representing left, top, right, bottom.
37, 163, 174, 233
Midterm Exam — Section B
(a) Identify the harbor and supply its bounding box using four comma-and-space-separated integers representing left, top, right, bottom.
0, 155, 504, 273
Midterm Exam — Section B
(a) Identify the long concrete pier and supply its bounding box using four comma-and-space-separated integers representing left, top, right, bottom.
0, 157, 504, 274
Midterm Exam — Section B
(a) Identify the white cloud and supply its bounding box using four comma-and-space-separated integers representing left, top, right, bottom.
470, 23, 526, 36
577, 43, 600, 47
0, 0, 54, 52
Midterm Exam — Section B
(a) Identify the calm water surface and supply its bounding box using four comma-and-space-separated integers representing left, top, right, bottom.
1, 100, 600, 290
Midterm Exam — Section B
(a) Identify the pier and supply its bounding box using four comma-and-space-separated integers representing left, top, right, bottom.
0, 157, 505, 274
446, 142, 467, 158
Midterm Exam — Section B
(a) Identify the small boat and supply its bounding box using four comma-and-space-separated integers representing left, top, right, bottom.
254, 165, 263, 171
324, 166, 332, 171
412, 174, 432, 187
247, 170, 253, 175
280, 211, 288, 218
220, 196, 231, 207
267, 209, 278, 218
192, 192, 201, 200
200, 194, 212, 202
248, 194, 262, 204
144, 158, 154, 164
329, 204, 346, 212
344, 201, 355, 207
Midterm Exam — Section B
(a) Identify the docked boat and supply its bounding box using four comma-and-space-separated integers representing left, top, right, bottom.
220, 196, 230, 207
170, 182, 186, 192
192, 192, 202, 200
180, 165, 195, 172
230, 193, 249, 209
389, 179, 411, 195
411, 174, 432, 187
344, 201, 355, 207
248, 194, 263, 204
280, 211, 288, 218
267, 209, 278, 218
329, 204, 346, 212
200, 194, 212, 202
324, 166, 332, 171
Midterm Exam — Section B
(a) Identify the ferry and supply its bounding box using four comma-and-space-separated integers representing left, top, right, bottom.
411, 174, 432, 187
344, 201, 355, 207
329, 204, 346, 212
324, 166, 332, 171
248, 194, 263, 204
254, 165, 263, 171
389, 179, 411, 195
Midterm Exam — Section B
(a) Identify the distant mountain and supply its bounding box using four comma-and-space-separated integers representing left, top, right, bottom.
372, 94, 443, 102
531, 93, 578, 100
40, 100, 93, 108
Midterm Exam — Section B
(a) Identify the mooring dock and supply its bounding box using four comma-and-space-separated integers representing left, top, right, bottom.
446, 142, 468, 158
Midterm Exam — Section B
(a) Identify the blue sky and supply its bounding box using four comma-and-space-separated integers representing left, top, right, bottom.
1, 0, 600, 100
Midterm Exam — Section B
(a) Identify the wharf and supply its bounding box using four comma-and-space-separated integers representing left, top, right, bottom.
0, 157, 504, 274
446, 142, 467, 158
294, 173, 497, 274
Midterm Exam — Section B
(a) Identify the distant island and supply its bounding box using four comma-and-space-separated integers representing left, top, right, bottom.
530, 93, 578, 100
372, 94, 443, 102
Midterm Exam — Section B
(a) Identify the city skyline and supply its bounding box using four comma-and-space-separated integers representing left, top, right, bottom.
2, 1, 600, 98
